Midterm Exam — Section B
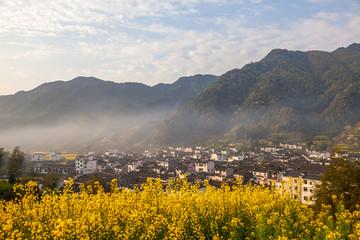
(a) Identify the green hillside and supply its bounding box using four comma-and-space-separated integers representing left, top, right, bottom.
151, 43, 360, 149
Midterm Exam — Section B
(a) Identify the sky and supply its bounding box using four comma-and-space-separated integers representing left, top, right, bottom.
0, 0, 359, 95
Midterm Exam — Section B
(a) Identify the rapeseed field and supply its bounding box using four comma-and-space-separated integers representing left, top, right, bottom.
1, 178, 359, 239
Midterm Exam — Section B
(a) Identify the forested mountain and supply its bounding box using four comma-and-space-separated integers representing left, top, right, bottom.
0, 75, 216, 151
151, 43, 360, 148
2, 43, 360, 151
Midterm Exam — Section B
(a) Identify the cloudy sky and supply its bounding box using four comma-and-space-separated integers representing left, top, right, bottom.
0, 0, 359, 95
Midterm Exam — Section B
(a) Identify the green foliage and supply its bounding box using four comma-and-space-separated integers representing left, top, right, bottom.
314, 159, 360, 214
155, 43, 360, 147
0, 181, 16, 201
42, 172, 61, 190
333, 123, 360, 152
83, 174, 111, 193
7, 146, 25, 183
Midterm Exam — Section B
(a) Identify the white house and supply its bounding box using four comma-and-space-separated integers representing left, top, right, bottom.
105, 149, 119, 157
127, 160, 144, 173
307, 150, 331, 160
228, 155, 244, 162
276, 171, 321, 204
75, 156, 97, 174
184, 147, 193, 153
49, 152, 63, 161
210, 153, 227, 161
194, 161, 215, 173
158, 160, 175, 171
215, 167, 234, 180
301, 173, 321, 204
32, 154, 45, 162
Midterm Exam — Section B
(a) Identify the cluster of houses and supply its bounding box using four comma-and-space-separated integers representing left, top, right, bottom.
29, 144, 358, 205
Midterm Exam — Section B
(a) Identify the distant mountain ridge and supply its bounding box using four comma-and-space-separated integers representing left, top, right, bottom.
0, 74, 217, 151
2, 43, 360, 152
151, 43, 360, 149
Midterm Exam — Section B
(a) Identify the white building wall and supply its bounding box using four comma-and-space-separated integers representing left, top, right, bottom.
32, 154, 45, 161
195, 161, 215, 173
210, 154, 227, 161
49, 152, 62, 161
76, 157, 97, 174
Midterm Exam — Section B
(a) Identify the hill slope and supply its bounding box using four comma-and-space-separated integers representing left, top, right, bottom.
151, 43, 360, 147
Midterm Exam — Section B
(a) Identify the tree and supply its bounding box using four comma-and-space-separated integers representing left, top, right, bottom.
8, 146, 25, 184
42, 173, 61, 190
314, 158, 360, 213
83, 174, 110, 193
0, 148, 3, 168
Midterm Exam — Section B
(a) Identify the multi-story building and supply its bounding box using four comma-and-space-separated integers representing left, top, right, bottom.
75, 156, 97, 174
194, 161, 215, 173
276, 171, 321, 204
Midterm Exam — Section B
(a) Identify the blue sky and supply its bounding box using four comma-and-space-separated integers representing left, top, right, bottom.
0, 0, 359, 95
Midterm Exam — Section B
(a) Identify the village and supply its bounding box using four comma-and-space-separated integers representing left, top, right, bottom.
30, 144, 358, 205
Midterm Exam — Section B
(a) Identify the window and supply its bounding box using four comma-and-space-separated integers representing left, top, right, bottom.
303, 187, 308, 192
309, 181, 312, 185
304, 180, 307, 184
304, 196, 308, 200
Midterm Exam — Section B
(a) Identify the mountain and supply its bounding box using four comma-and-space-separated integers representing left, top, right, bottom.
0, 75, 216, 151
151, 43, 360, 149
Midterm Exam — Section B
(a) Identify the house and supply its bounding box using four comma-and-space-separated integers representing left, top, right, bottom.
75, 156, 97, 174
280, 143, 302, 150
233, 169, 252, 183
49, 152, 63, 161
252, 167, 269, 185
210, 153, 227, 161
113, 164, 126, 173
301, 173, 321, 204
228, 155, 244, 162
97, 160, 108, 172
194, 161, 215, 173
105, 149, 119, 158
221, 150, 230, 155
34, 161, 75, 175
306, 150, 331, 160
175, 166, 187, 177
276, 171, 321, 204
214, 166, 234, 180
32, 154, 45, 162
184, 147, 193, 153
127, 160, 144, 173
158, 160, 175, 171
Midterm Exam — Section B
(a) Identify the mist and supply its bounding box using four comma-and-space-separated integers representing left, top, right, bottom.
0, 106, 176, 153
